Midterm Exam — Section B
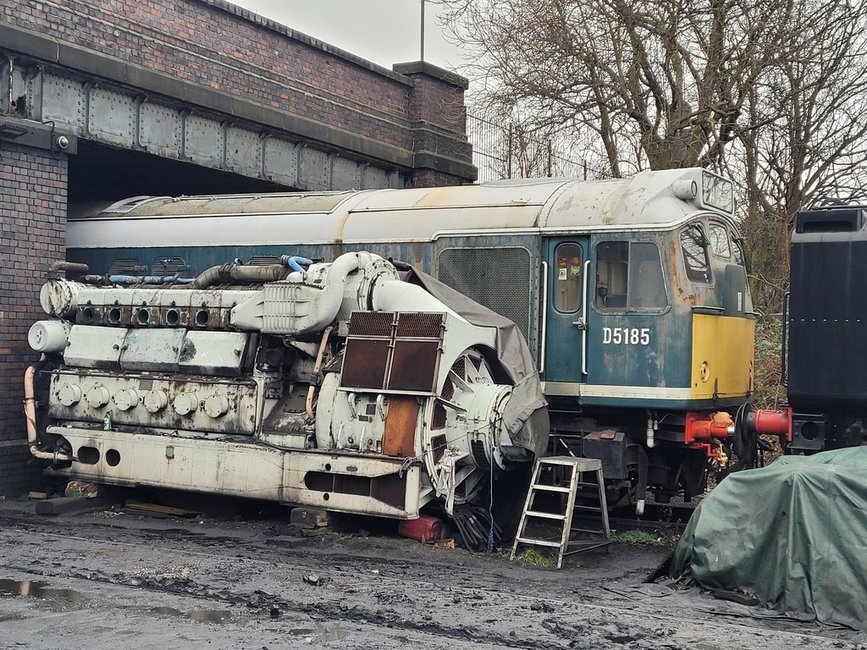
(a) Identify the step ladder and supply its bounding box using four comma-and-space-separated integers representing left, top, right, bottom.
510, 456, 611, 569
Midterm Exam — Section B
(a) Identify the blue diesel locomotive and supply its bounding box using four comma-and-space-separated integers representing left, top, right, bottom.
60, 167, 754, 512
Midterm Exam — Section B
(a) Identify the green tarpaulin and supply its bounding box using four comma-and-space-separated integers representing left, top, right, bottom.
670, 447, 867, 629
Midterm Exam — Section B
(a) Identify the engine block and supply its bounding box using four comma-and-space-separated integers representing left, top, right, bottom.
28, 253, 548, 520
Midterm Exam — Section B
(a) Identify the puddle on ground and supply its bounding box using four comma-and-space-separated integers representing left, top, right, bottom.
143, 605, 235, 624
285, 624, 349, 642
0, 579, 88, 611
0, 579, 344, 638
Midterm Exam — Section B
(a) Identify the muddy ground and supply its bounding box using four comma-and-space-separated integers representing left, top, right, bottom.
0, 492, 862, 650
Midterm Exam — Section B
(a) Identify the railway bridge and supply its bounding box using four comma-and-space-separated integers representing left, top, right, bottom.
0, 0, 475, 493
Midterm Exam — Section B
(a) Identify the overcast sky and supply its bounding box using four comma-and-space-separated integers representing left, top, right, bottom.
229, 0, 466, 72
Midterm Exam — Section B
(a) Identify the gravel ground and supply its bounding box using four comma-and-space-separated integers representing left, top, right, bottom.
0, 494, 862, 650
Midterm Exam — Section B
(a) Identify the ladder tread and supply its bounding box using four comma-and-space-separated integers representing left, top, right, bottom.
539, 457, 603, 470
564, 541, 612, 554
515, 537, 562, 548
531, 484, 572, 493
524, 510, 567, 521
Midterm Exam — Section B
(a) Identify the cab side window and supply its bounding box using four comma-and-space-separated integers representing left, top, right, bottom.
628, 243, 667, 309
680, 225, 712, 283
596, 242, 628, 309
596, 241, 667, 311
733, 239, 747, 267
708, 223, 731, 258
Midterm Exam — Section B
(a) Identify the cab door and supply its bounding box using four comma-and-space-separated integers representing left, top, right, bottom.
542, 238, 590, 382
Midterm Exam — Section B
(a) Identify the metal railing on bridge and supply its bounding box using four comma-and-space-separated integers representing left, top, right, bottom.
466, 113, 611, 183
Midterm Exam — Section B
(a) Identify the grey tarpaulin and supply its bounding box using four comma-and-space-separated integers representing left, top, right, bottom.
404, 267, 550, 459
669, 447, 867, 629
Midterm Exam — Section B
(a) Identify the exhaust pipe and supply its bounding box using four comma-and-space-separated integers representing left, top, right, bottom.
305, 326, 333, 421
24, 364, 70, 462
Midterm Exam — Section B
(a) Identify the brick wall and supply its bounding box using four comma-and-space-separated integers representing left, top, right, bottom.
3, 0, 409, 148
2, 0, 472, 185
0, 143, 68, 495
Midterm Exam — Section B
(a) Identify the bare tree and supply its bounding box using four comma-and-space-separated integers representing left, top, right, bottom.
439, 0, 798, 175
730, 0, 867, 308
441, 0, 867, 311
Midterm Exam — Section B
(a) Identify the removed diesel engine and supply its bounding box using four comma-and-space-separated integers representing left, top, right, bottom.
25, 253, 548, 537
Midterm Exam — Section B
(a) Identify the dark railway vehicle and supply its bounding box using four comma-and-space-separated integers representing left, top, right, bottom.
750, 205, 867, 451
32, 168, 756, 516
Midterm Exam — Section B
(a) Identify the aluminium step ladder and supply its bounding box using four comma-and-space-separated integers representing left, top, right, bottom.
510, 456, 611, 569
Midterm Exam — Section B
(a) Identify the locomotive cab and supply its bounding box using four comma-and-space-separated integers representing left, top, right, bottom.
535, 174, 755, 508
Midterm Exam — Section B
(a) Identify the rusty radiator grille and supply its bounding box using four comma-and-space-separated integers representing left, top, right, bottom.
396, 313, 443, 338
432, 405, 447, 431
451, 357, 466, 380
349, 312, 394, 337
437, 247, 531, 336
387, 340, 440, 392
341, 339, 390, 389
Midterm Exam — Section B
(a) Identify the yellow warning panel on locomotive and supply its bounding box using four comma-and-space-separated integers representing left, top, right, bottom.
690, 314, 755, 399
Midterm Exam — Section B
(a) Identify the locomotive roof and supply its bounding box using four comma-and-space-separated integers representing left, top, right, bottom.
69, 167, 734, 248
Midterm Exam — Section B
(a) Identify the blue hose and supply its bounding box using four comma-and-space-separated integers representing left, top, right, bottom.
280, 255, 313, 273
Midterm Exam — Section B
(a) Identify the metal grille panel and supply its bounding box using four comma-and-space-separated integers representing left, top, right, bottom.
388, 340, 440, 392
341, 339, 390, 389
437, 247, 531, 336
396, 313, 443, 338
349, 312, 394, 338
432, 406, 446, 431
109, 258, 147, 274
246, 255, 281, 266
151, 257, 190, 276
451, 357, 466, 381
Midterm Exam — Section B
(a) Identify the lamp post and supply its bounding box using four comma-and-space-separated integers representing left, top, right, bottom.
420, 0, 425, 61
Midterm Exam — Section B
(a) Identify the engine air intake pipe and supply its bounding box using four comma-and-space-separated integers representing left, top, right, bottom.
193, 263, 287, 288
193, 256, 313, 288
